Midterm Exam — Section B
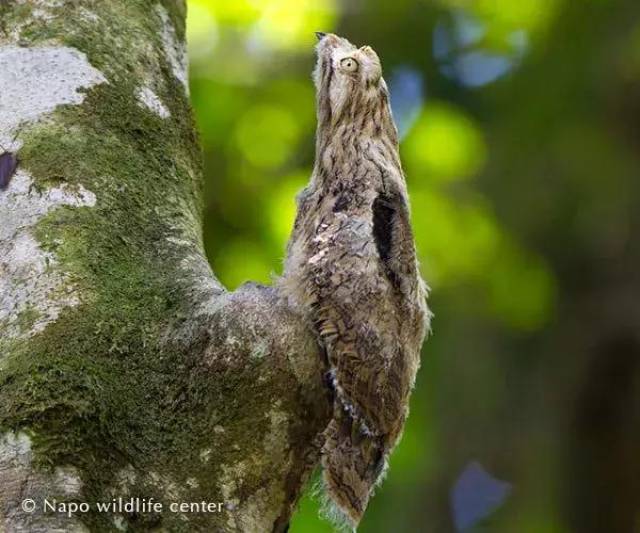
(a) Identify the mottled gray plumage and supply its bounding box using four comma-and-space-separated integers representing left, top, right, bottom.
282, 33, 430, 528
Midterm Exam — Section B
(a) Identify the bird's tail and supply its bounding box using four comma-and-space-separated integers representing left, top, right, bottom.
319, 406, 389, 530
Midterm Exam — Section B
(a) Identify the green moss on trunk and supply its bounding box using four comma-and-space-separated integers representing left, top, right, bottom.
1, 2, 329, 531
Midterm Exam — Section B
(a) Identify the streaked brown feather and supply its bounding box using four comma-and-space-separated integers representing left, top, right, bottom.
281, 33, 430, 528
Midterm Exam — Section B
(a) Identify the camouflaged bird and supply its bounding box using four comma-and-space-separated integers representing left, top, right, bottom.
281, 33, 430, 528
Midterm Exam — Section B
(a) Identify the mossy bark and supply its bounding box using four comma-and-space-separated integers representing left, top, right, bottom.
0, 1, 330, 531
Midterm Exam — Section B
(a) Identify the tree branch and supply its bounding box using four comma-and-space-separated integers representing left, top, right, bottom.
0, 1, 330, 531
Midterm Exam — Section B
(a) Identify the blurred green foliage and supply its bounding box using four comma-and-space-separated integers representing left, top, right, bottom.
187, 0, 640, 530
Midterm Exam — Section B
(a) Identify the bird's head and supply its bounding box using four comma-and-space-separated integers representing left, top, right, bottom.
313, 32, 394, 138
314, 32, 383, 90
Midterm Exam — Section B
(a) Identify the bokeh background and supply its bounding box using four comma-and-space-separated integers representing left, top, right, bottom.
186, 0, 640, 531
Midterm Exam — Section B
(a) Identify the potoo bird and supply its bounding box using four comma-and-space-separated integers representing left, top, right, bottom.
281, 33, 430, 528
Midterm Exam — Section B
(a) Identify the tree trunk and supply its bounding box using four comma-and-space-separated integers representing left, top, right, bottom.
0, 1, 331, 531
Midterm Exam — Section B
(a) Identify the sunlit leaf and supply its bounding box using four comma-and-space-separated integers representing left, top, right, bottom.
411, 190, 555, 330
204, 0, 260, 25
433, 0, 560, 37
403, 103, 487, 182
234, 104, 301, 168
411, 191, 500, 284
263, 79, 316, 130
475, 0, 560, 35
186, 0, 219, 62
250, 0, 338, 49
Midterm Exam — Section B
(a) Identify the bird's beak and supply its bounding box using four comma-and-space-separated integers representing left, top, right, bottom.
315, 32, 327, 41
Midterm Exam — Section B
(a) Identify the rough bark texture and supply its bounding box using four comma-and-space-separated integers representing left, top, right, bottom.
0, 1, 331, 531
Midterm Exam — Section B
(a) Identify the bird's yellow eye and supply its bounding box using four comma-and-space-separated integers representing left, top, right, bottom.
340, 57, 359, 73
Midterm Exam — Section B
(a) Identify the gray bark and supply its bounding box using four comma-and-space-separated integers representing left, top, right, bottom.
0, 1, 330, 531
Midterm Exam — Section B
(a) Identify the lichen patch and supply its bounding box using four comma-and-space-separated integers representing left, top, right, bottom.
0, 430, 88, 532
155, 4, 189, 94
0, 172, 96, 343
135, 85, 171, 118
0, 430, 32, 465
0, 43, 104, 344
0, 45, 106, 145
10, 0, 64, 31
53, 466, 84, 497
